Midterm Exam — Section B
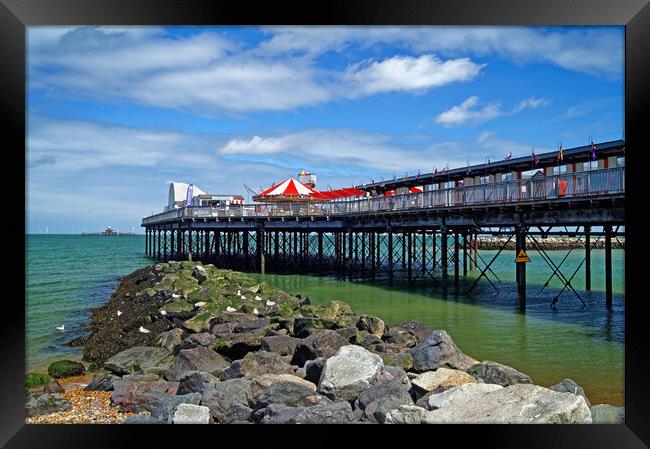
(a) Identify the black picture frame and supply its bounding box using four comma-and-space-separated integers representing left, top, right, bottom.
3, 0, 649, 447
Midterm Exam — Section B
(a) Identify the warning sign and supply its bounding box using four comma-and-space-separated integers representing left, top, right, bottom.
515, 249, 530, 263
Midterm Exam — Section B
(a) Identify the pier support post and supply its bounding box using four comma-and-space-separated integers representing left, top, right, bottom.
432, 230, 437, 270
407, 232, 412, 281
317, 232, 323, 268
421, 230, 427, 275
454, 231, 460, 289
401, 232, 406, 269
463, 231, 468, 276
170, 228, 175, 260
515, 225, 527, 311
243, 231, 249, 269
388, 229, 393, 275
585, 226, 591, 291
348, 229, 353, 272
441, 226, 448, 297
145, 229, 149, 256
257, 228, 265, 275
188, 228, 193, 261
605, 225, 613, 309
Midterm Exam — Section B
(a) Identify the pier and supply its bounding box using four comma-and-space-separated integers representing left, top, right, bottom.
141, 140, 625, 311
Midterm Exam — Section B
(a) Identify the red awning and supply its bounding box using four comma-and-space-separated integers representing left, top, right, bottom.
259, 178, 317, 196
310, 187, 366, 201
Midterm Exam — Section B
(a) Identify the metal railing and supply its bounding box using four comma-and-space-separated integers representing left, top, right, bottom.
142, 167, 624, 225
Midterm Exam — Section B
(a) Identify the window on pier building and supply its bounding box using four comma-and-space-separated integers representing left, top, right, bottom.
552, 165, 568, 175
616, 156, 625, 167
442, 180, 455, 189
479, 175, 491, 185
583, 160, 598, 171
502, 172, 514, 181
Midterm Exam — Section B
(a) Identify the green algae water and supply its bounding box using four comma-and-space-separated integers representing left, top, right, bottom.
26, 234, 624, 406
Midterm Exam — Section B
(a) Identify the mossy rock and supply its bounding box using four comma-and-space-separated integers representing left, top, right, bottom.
47, 360, 86, 379
379, 352, 414, 370
136, 287, 157, 298
25, 373, 51, 389
183, 311, 216, 333
180, 261, 197, 270
160, 300, 195, 314
336, 314, 360, 327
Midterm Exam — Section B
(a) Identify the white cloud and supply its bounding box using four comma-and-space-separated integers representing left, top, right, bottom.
435, 96, 502, 127
512, 97, 550, 113
260, 26, 623, 78
343, 54, 484, 96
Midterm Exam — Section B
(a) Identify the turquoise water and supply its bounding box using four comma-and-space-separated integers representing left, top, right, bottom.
26, 235, 624, 405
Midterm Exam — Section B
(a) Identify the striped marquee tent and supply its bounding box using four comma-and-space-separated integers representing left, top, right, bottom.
253, 178, 319, 202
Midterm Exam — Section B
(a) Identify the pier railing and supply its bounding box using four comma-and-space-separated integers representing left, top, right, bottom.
142, 167, 624, 224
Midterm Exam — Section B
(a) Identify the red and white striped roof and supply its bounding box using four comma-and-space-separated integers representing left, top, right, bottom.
259, 178, 318, 196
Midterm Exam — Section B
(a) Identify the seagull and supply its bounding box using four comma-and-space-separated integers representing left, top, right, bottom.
252, 308, 259, 315
236, 290, 241, 297
254, 295, 263, 301
240, 295, 246, 300
172, 294, 181, 299
194, 302, 206, 308
160, 310, 167, 316
117, 310, 122, 316
226, 306, 236, 312
266, 300, 276, 306
56, 325, 64, 331
139, 326, 151, 334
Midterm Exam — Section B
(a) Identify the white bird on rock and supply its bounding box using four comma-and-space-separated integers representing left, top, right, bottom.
117, 310, 122, 316
172, 294, 181, 299
226, 306, 237, 312
139, 326, 151, 334
240, 295, 246, 300
160, 310, 167, 316
254, 295, 263, 301
266, 300, 276, 306
194, 302, 206, 308
236, 290, 241, 297
56, 325, 64, 331
252, 308, 259, 315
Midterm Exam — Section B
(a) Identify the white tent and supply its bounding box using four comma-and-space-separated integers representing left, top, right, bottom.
166, 182, 206, 211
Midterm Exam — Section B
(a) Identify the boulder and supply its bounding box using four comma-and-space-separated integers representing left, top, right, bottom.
293, 317, 336, 338
335, 326, 358, 342
466, 361, 532, 387
291, 330, 348, 367
549, 378, 591, 407
85, 373, 120, 391
249, 374, 318, 400
185, 332, 216, 347
253, 379, 320, 410
422, 384, 592, 424
158, 328, 184, 352
220, 402, 254, 424
214, 333, 262, 360
408, 330, 476, 372
261, 335, 300, 356
303, 358, 325, 384
590, 404, 624, 424
43, 378, 65, 394
221, 351, 294, 380
183, 311, 216, 333
121, 415, 168, 424
47, 360, 86, 379
382, 321, 431, 348
25, 373, 51, 389
104, 346, 174, 376
166, 346, 229, 381
377, 352, 414, 371
354, 330, 383, 350
317, 345, 385, 401
356, 375, 413, 423
25, 393, 71, 417
385, 405, 428, 424
177, 371, 219, 394
426, 383, 503, 410
111, 374, 179, 413
152, 393, 202, 421
172, 403, 212, 424
260, 401, 358, 424
234, 318, 271, 333
411, 368, 477, 395
357, 315, 385, 338
200, 378, 253, 423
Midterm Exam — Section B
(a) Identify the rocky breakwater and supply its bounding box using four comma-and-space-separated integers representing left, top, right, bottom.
26, 261, 622, 424
478, 236, 624, 250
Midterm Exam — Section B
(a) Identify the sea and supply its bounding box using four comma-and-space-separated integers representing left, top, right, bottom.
26, 234, 624, 405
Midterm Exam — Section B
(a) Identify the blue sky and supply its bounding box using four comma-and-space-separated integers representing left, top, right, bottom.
26, 26, 624, 234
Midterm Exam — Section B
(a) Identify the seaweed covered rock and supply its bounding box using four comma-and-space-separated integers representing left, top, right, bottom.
466, 361, 532, 387
25, 393, 71, 417
103, 346, 174, 376
166, 346, 230, 381
47, 360, 86, 379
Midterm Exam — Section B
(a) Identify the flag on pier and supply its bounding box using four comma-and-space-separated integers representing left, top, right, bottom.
185, 184, 194, 206
591, 142, 596, 160
532, 149, 540, 166
557, 145, 564, 161
505, 152, 512, 160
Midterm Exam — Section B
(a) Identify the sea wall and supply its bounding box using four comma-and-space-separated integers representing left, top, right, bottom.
25, 262, 622, 424
477, 236, 624, 251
